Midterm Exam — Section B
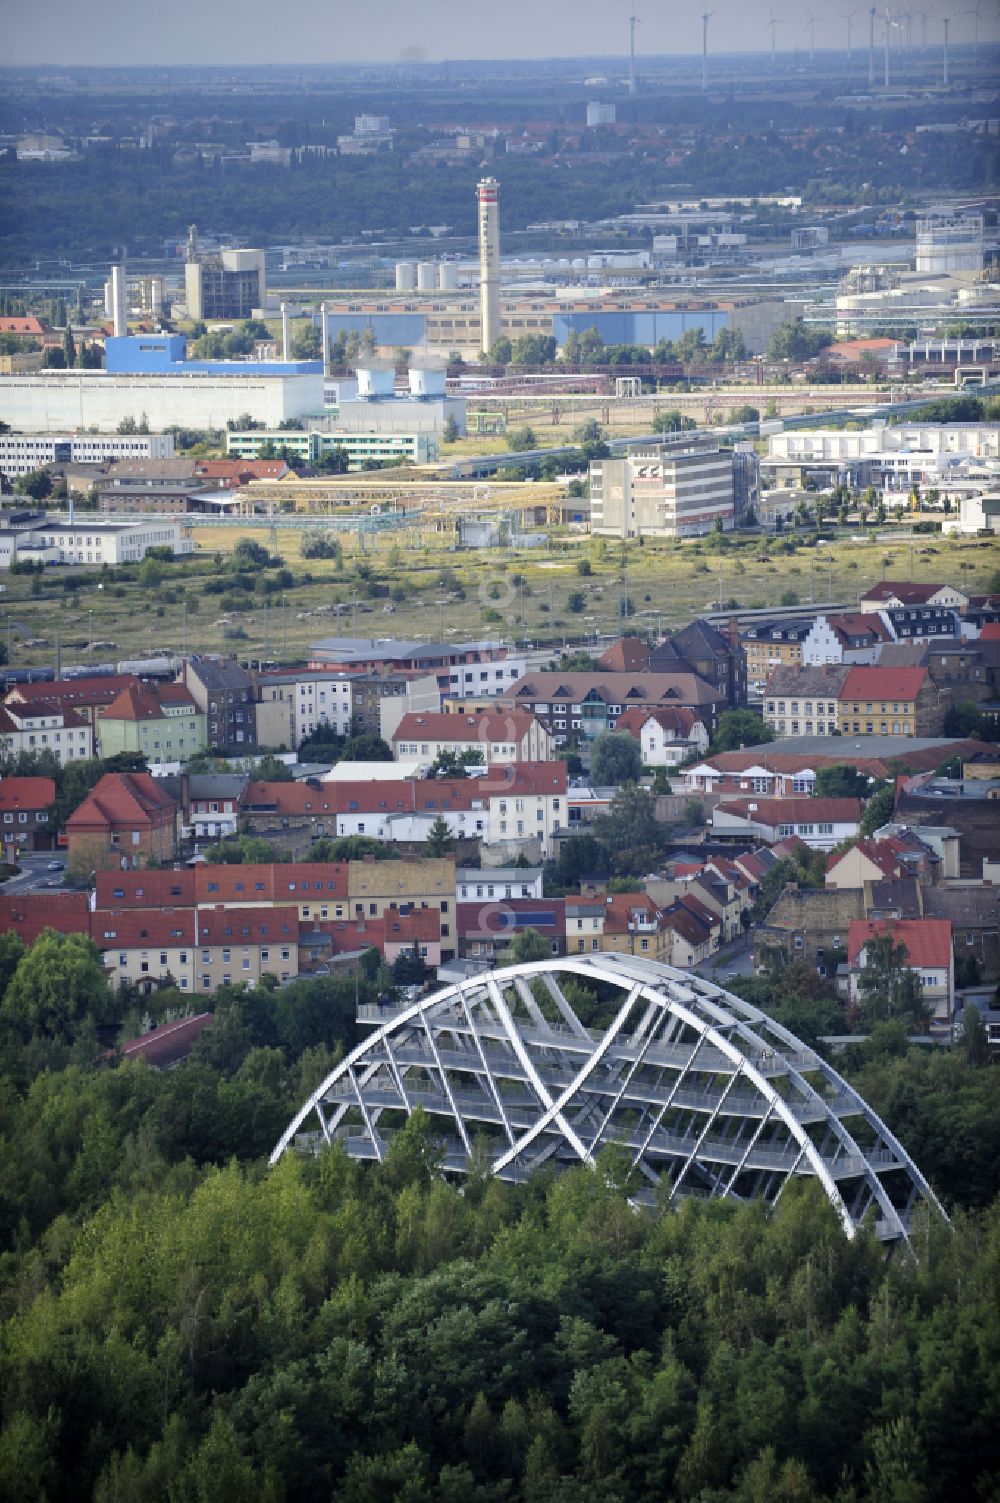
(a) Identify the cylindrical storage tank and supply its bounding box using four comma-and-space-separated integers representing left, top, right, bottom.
409, 367, 447, 398
438, 262, 459, 291
395, 261, 416, 292
356, 365, 396, 399
416, 261, 436, 292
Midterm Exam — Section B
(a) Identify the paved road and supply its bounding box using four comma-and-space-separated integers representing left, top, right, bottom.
2, 853, 68, 896
692, 936, 755, 982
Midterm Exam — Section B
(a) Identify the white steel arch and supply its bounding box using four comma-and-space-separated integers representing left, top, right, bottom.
271, 955, 948, 1248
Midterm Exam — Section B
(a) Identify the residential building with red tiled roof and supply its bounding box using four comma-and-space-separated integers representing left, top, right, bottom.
6, 674, 139, 746
199, 862, 350, 919
195, 904, 300, 991
660, 899, 716, 967
91, 908, 197, 991
391, 709, 553, 764
0, 776, 56, 852
712, 796, 862, 852
826, 838, 904, 890
96, 868, 197, 909
0, 891, 90, 946
241, 780, 339, 840
195, 458, 290, 488
329, 763, 566, 857
65, 772, 179, 869
458, 896, 565, 962
0, 699, 94, 764
823, 337, 901, 365
97, 681, 205, 761
597, 637, 653, 672
613, 705, 710, 767
860, 580, 969, 612
847, 917, 954, 1023
114, 1013, 215, 1066
600, 892, 673, 962
838, 664, 943, 737
0, 316, 49, 338
678, 748, 890, 798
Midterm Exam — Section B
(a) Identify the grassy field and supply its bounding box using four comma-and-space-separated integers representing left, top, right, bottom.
3, 523, 995, 673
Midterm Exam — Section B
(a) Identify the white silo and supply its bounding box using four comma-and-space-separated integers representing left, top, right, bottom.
357, 365, 397, 399
395, 262, 416, 292
409, 367, 447, 398
438, 262, 459, 291
416, 261, 437, 292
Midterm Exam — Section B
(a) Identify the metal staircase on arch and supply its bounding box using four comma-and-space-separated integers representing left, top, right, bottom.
270, 954, 948, 1250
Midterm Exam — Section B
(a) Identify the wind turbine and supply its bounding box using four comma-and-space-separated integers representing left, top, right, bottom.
628, 10, 638, 95
768, 10, 783, 65
701, 10, 714, 92
806, 10, 817, 63
840, 8, 857, 57
868, 4, 877, 85
966, 3, 982, 61
915, 7, 928, 49
883, 7, 894, 87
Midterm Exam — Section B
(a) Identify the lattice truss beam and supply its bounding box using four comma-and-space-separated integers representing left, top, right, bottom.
271, 955, 948, 1249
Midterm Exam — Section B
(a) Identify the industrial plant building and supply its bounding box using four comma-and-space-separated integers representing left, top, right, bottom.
0, 335, 324, 435
183, 237, 267, 321
589, 439, 735, 539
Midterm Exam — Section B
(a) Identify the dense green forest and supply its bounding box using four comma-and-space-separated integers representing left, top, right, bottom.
1, 111, 995, 265
0, 928, 998, 1501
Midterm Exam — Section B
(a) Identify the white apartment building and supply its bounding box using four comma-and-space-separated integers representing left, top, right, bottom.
391, 710, 553, 765
0, 701, 95, 763
487, 773, 565, 857
590, 441, 735, 538
456, 867, 544, 901
0, 432, 175, 479
255, 670, 354, 750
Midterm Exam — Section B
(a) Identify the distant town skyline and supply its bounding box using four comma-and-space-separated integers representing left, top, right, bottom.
6, 0, 999, 68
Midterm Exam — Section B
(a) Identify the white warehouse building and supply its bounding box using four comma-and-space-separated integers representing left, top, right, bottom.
0, 515, 194, 569
0, 369, 325, 434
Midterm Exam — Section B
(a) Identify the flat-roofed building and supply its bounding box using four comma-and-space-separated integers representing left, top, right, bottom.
0, 432, 174, 479
590, 439, 734, 539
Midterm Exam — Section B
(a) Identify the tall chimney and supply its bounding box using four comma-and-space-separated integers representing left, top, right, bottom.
321, 302, 330, 377
111, 263, 127, 338
476, 178, 501, 358
281, 302, 291, 362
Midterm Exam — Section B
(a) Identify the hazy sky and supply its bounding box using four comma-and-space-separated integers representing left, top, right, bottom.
6, 0, 999, 67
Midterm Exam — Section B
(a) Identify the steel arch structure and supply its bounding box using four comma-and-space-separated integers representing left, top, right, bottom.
271, 955, 947, 1249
